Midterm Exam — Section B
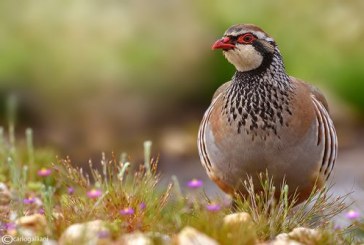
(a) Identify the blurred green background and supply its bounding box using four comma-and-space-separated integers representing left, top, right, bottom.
0, 0, 363, 162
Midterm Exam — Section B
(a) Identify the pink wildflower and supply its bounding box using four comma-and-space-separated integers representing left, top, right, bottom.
206, 203, 221, 212
67, 187, 74, 195
187, 179, 203, 189
87, 189, 102, 199
120, 207, 135, 216
345, 210, 360, 220
23, 197, 36, 204
37, 168, 52, 177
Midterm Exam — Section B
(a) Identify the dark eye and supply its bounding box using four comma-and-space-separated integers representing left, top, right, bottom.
237, 34, 256, 44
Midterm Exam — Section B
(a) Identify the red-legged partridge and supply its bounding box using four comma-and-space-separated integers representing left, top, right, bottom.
198, 24, 337, 203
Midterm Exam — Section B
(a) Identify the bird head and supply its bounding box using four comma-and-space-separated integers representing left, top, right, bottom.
212, 24, 276, 72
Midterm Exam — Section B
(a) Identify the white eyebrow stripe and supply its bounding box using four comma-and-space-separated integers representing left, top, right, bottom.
225, 30, 244, 36
251, 31, 274, 42
252, 31, 266, 39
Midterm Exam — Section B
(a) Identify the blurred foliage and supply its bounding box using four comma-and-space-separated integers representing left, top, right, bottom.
0, 0, 363, 158
0, 0, 363, 101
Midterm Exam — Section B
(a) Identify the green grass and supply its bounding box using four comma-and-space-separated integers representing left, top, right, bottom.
0, 127, 363, 244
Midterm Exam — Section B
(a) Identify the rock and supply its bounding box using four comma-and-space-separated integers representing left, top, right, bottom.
272, 227, 321, 245
59, 220, 111, 245
270, 240, 303, 245
116, 232, 171, 245
222, 212, 257, 245
275, 233, 290, 240
16, 213, 48, 235
176, 226, 219, 245
42, 240, 59, 245
16, 213, 47, 229
223, 212, 253, 228
118, 232, 153, 245
288, 227, 321, 244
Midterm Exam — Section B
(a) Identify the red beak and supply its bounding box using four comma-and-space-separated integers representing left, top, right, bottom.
211, 37, 235, 50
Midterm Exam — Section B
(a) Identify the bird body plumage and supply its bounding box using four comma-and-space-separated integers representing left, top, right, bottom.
198, 24, 337, 202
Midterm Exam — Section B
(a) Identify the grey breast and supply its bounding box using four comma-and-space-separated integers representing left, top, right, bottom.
202, 89, 324, 191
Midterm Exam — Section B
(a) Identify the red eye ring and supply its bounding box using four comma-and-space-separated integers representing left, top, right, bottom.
237, 33, 256, 44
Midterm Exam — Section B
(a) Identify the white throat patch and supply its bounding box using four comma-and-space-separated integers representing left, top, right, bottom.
223, 45, 263, 72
